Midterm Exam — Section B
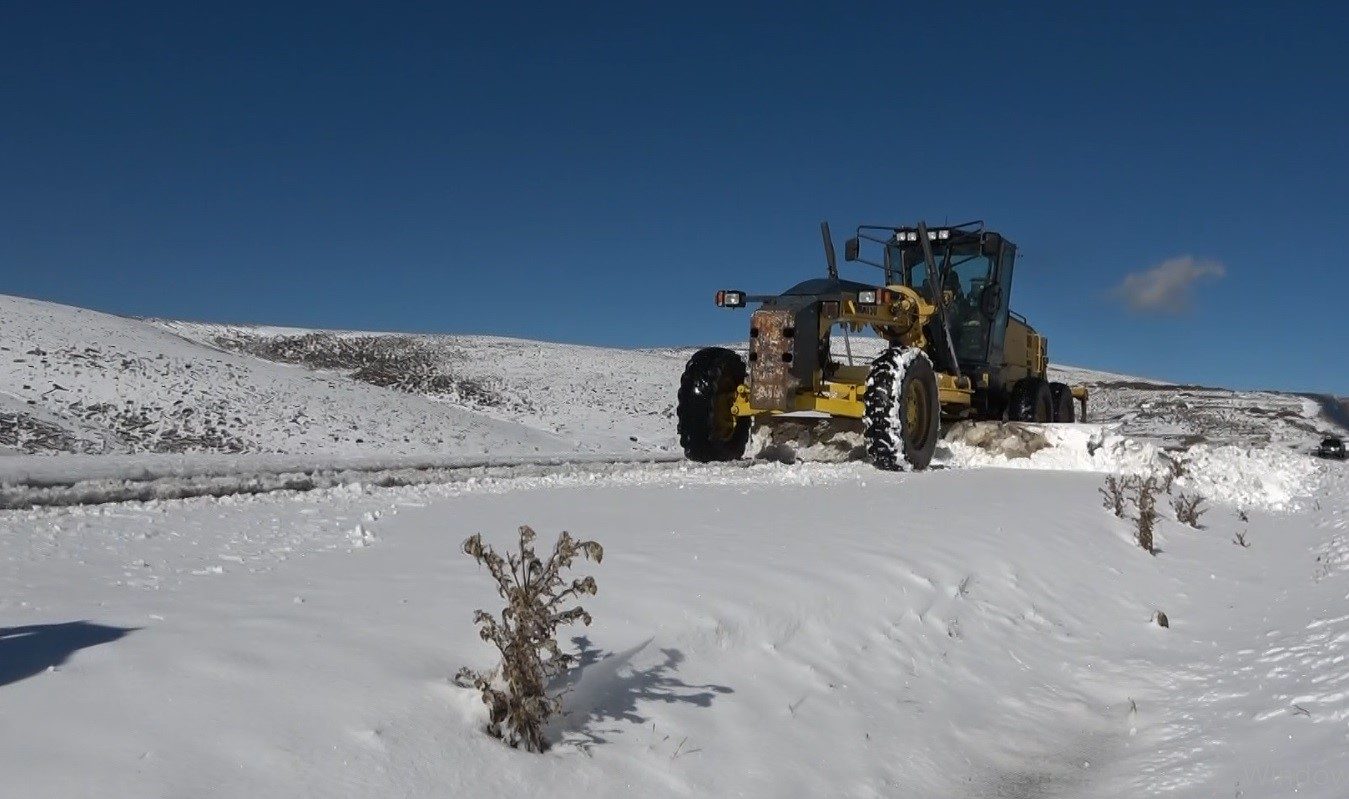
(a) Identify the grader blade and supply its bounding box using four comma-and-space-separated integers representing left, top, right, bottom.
751, 416, 866, 464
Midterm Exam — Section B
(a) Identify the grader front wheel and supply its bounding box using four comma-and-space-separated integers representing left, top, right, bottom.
863, 347, 940, 471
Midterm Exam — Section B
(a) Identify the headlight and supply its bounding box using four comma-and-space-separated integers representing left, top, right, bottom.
858, 290, 878, 304
715, 290, 746, 308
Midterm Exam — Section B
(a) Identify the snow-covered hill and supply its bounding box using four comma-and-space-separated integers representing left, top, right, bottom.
1, 294, 1342, 461
1048, 364, 1337, 450
0, 295, 632, 457
155, 318, 690, 454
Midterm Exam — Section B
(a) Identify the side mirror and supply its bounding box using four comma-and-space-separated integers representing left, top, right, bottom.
979, 284, 1002, 318
844, 237, 860, 262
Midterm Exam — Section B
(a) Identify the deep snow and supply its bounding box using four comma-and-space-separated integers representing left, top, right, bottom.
0, 461, 1345, 797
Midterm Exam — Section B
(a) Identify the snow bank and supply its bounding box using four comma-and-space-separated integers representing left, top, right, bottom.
939, 422, 1323, 509
749, 417, 864, 463
1174, 444, 1324, 511
939, 423, 1168, 475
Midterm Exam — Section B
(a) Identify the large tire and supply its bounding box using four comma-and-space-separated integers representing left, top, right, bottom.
1049, 382, 1075, 423
1008, 377, 1053, 422
863, 347, 940, 471
677, 347, 750, 462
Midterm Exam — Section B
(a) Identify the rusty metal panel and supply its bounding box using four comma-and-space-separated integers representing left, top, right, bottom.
748, 308, 798, 411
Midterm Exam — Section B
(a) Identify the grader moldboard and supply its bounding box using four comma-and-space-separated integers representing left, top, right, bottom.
677, 220, 1086, 470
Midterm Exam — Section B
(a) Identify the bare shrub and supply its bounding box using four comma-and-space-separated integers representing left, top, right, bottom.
1157, 455, 1189, 494
1100, 475, 1128, 517
1172, 492, 1207, 529
1132, 476, 1160, 554
456, 525, 603, 752
1233, 530, 1251, 548
1237, 508, 1249, 522
0, 412, 81, 454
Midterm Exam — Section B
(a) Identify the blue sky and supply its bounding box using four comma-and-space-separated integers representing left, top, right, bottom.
2, 2, 1347, 393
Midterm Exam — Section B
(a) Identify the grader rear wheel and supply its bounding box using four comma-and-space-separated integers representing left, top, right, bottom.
1009, 377, 1053, 423
677, 347, 751, 462
1049, 382, 1075, 422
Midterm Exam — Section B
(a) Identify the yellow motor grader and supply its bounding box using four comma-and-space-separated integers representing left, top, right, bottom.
677, 220, 1085, 470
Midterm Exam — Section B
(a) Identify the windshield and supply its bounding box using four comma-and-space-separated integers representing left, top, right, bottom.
894, 241, 998, 363
896, 242, 992, 300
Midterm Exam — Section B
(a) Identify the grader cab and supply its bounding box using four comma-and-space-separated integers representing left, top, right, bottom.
677, 220, 1085, 470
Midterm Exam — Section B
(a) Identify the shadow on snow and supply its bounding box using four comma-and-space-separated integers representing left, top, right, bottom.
549, 635, 732, 750
0, 621, 137, 687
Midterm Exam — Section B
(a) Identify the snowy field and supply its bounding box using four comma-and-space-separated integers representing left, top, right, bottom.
2, 459, 1346, 797
2, 292, 1349, 797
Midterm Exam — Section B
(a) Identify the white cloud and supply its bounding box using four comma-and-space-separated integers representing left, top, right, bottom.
1113, 256, 1226, 314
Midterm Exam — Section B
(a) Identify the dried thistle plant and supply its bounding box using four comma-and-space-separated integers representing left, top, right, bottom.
456, 525, 603, 752
1100, 475, 1128, 518
1161, 457, 1186, 495
1133, 476, 1160, 554
1172, 492, 1207, 529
